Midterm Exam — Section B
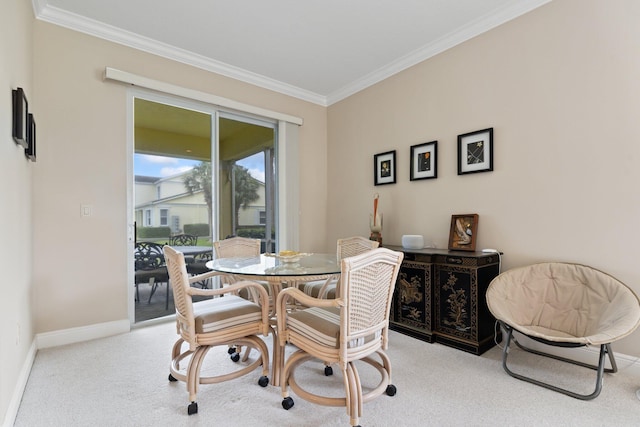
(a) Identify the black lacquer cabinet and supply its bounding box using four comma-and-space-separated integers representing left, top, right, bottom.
386, 246, 502, 355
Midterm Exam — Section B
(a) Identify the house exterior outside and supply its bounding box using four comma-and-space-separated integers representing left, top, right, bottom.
134, 171, 266, 235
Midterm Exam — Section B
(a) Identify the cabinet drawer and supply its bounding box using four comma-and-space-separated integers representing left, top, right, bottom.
402, 252, 432, 263
434, 254, 480, 267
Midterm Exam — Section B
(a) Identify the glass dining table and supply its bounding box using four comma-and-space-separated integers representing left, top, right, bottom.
206, 253, 341, 386
206, 253, 341, 297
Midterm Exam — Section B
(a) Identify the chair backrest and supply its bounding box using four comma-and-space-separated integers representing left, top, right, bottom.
339, 247, 403, 350
163, 245, 196, 345
337, 236, 379, 261
135, 241, 166, 270
213, 236, 261, 258
170, 234, 198, 246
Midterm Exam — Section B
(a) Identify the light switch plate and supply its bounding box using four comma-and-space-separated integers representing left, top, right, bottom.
81, 204, 92, 217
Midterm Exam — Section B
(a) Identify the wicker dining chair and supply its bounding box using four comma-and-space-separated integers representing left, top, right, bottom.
213, 236, 261, 258
276, 247, 403, 427
213, 236, 269, 299
163, 245, 273, 415
300, 236, 379, 299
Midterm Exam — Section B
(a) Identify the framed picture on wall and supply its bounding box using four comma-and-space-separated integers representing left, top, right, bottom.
457, 128, 493, 175
25, 113, 36, 162
374, 150, 396, 185
12, 87, 29, 148
448, 214, 479, 251
410, 141, 437, 181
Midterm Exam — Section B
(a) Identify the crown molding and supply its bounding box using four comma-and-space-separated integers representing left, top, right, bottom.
326, 0, 552, 105
33, 0, 551, 107
32, 0, 329, 106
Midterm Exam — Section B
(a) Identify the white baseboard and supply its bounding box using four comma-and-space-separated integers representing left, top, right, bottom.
2, 340, 37, 427
36, 319, 130, 349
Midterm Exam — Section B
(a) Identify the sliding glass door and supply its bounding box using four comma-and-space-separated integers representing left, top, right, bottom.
131, 95, 277, 323
218, 113, 276, 253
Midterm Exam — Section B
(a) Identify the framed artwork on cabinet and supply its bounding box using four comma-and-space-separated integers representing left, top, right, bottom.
410, 141, 437, 181
448, 214, 479, 251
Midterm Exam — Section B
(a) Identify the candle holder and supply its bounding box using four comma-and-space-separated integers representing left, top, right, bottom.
369, 212, 383, 245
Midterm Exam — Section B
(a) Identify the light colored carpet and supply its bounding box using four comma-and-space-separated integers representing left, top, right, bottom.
14, 321, 640, 427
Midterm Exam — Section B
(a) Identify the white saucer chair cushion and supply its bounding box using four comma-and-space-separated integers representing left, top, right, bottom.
487, 262, 640, 346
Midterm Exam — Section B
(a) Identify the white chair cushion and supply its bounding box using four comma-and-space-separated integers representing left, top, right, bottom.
288, 306, 380, 349
193, 295, 262, 334
486, 263, 640, 345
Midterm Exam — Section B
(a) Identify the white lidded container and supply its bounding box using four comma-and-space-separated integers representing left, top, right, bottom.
401, 235, 424, 249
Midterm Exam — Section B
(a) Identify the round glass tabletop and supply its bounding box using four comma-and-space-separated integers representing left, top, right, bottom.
207, 253, 340, 277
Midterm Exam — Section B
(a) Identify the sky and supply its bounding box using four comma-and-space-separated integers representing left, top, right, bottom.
134, 152, 265, 182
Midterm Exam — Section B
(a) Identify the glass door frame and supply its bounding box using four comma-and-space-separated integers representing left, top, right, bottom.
126, 88, 287, 326
128, 90, 217, 325
218, 111, 277, 253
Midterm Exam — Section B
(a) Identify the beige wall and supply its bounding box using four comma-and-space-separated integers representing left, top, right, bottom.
0, 0, 34, 422
3, 1, 640, 421
31, 21, 328, 335
327, 0, 640, 356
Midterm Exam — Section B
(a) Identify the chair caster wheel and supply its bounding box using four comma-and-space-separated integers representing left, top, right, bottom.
324, 366, 333, 376
386, 384, 397, 396
187, 401, 198, 415
168, 373, 178, 382
282, 397, 294, 410
258, 376, 269, 387
228, 346, 236, 355
230, 352, 240, 362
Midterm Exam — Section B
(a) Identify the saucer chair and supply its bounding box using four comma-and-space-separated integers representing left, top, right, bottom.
163, 245, 273, 415
276, 248, 404, 427
486, 262, 640, 400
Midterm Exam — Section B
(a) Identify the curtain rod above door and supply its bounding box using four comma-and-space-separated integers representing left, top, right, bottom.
103, 67, 303, 126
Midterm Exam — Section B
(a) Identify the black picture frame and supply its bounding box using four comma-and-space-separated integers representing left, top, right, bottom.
457, 127, 493, 175
410, 141, 437, 181
12, 88, 29, 148
25, 113, 36, 162
374, 150, 396, 185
